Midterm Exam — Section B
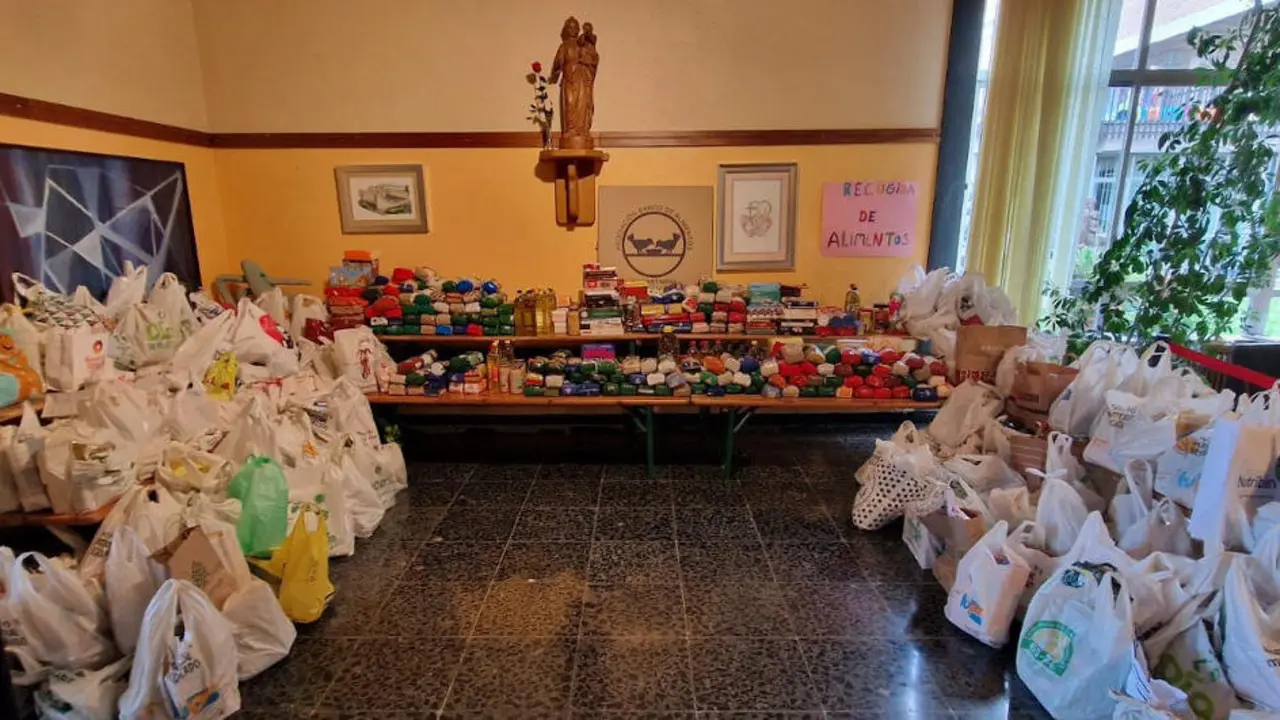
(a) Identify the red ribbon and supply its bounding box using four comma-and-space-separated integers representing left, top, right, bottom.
1167, 342, 1278, 390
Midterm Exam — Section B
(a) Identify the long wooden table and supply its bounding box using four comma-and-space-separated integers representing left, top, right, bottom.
367, 392, 940, 476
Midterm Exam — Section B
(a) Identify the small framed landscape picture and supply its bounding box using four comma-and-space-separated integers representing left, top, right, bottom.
334, 164, 429, 234
716, 163, 797, 271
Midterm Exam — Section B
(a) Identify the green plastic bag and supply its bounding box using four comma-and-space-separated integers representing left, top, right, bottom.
228, 456, 290, 558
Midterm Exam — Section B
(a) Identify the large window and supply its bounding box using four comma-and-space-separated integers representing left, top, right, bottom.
957, 0, 1280, 330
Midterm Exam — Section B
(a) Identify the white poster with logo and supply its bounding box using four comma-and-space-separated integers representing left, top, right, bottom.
598, 186, 713, 285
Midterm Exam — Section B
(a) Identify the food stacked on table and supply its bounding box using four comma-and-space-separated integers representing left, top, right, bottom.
0, 270, 406, 718
321, 253, 913, 339
367, 338, 955, 401
846, 265, 1280, 718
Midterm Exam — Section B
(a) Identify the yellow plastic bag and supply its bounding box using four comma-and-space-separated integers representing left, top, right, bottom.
203, 350, 238, 401
257, 505, 333, 623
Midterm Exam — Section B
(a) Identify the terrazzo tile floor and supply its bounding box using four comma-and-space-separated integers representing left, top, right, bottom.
238, 417, 1051, 719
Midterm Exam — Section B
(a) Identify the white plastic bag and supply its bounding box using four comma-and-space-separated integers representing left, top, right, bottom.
230, 296, 297, 377
285, 459, 354, 557
1036, 474, 1091, 556
335, 439, 386, 537
7, 403, 52, 511
79, 484, 183, 583
1143, 594, 1238, 720
943, 454, 1024, 494
155, 443, 232, 497
168, 310, 234, 389
119, 579, 241, 720
989, 486, 1036, 528
80, 380, 156, 445
332, 326, 380, 392
104, 525, 167, 656
34, 655, 132, 720
221, 578, 296, 681
104, 262, 149, 321
110, 304, 180, 370
327, 377, 380, 447
1006, 521, 1060, 615
254, 287, 289, 330
945, 521, 1031, 647
1111, 459, 1193, 559
1111, 459, 1156, 539
1155, 425, 1213, 511
1050, 341, 1141, 437
9, 551, 116, 671
1085, 389, 1149, 473
1017, 567, 1136, 720
903, 511, 943, 569
996, 345, 1048, 399
288, 293, 328, 343
213, 393, 281, 465
928, 381, 1003, 451
349, 440, 406, 510
855, 421, 925, 485
161, 390, 222, 449
148, 272, 199, 342
44, 325, 109, 392
1220, 556, 1280, 711
39, 422, 138, 515
1189, 417, 1280, 553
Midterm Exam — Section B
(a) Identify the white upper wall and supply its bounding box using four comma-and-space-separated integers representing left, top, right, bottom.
191, 0, 952, 133
0, 0, 209, 130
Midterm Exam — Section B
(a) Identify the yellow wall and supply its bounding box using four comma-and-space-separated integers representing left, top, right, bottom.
192, 0, 951, 133
0, 0, 208, 130
1, 0, 951, 305
214, 144, 937, 304
0, 117, 232, 286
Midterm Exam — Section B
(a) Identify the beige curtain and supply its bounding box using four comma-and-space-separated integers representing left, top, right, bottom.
967, 0, 1121, 324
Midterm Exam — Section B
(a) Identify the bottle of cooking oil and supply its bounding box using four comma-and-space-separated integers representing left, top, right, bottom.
515, 290, 534, 336
844, 283, 862, 315
487, 340, 500, 387
536, 288, 555, 336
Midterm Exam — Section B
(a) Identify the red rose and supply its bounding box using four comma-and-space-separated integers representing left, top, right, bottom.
532, 61, 542, 73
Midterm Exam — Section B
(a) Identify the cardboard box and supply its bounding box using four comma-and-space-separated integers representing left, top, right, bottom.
954, 325, 1028, 384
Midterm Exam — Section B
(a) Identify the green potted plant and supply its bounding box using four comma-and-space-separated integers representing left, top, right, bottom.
1044, 3, 1280, 352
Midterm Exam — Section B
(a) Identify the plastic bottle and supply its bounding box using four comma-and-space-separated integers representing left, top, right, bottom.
515, 290, 532, 336
487, 340, 500, 386
537, 288, 555, 336
844, 284, 862, 315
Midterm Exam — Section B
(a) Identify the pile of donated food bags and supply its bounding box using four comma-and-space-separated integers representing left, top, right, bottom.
0, 266, 406, 719
852, 330, 1280, 720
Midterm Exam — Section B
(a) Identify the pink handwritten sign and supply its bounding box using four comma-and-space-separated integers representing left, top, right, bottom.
821, 181, 919, 257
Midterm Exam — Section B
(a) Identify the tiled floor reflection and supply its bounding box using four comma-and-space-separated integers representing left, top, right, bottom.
241, 418, 1051, 718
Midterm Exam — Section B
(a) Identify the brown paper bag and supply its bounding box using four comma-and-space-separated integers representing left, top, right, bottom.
954, 325, 1028, 385
165, 527, 239, 609
1012, 362, 1078, 413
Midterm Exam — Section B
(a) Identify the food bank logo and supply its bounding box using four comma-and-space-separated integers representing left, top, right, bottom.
616, 204, 691, 279
1021, 621, 1074, 677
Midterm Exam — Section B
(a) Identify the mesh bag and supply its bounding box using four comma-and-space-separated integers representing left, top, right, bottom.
12, 273, 104, 329
852, 445, 946, 530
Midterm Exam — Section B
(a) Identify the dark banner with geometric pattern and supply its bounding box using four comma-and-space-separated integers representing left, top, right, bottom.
0, 144, 200, 303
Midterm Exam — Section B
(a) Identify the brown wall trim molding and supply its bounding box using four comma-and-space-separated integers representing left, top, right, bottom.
1, 93, 939, 149
211, 128, 940, 149
0, 92, 214, 147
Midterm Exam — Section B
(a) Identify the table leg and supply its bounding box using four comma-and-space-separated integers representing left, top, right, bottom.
722, 408, 736, 477
46, 525, 88, 555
